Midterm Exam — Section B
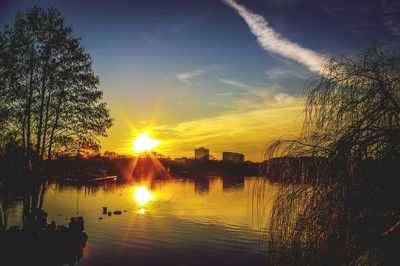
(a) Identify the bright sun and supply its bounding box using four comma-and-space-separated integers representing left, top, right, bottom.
132, 132, 159, 153
134, 186, 154, 205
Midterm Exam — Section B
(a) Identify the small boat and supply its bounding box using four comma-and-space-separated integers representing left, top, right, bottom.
64, 175, 117, 184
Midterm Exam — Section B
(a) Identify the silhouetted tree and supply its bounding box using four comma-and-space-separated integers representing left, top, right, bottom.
260, 45, 400, 265
0, 33, 10, 143
0, 6, 113, 171
265, 45, 400, 167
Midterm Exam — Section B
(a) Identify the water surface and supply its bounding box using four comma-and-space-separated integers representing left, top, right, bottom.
8, 176, 276, 266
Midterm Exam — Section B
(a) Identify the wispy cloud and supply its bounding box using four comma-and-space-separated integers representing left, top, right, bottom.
176, 69, 206, 85
265, 67, 310, 80
154, 96, 304, 161
223, 0, 325, 72
215, 92, 233, 96
218, 78, 301, 112
264, 58, 313, 81
218, 78, 252, 89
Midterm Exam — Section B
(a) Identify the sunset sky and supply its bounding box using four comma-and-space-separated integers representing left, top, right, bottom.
1, 0, 399, 161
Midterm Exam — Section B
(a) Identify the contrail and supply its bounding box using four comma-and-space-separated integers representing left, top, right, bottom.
223, 0, 325, 73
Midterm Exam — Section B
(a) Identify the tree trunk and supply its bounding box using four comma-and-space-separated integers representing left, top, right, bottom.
35, 50, 51, 162
26, 42, 35, 171
47, 86, 63, 159
41, 83, 52, 160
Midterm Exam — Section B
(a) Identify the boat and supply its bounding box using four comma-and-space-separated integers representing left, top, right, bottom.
64, 175, 117, 184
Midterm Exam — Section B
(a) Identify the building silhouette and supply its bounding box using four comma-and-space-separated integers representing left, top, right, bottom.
195, 147, 209, 160
222, 152, 244, 163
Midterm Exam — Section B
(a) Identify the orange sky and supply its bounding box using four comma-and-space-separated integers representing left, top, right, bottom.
99, 93, 304, 162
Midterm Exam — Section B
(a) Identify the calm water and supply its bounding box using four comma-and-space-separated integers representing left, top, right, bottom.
8, 176, 277, 266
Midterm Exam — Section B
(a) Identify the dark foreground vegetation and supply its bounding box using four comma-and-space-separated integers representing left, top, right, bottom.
257, 45, 400, 265
1, 212, 87, 265
0, 6, 112, 265
0, 168, 90, 265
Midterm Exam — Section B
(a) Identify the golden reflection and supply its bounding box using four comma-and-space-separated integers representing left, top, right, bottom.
133, 186, 154, 205
132, 132, 159, 153
42, 177, 276, 231
137, 208, 146, 214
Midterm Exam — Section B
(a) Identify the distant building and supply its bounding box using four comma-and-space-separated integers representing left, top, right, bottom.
195, 147, 209, 160
222, 152, 244, 163
174, 157, 188, 163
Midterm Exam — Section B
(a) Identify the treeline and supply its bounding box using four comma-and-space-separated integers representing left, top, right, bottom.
166, 158, 259, 177
0, 6, 112, 174
44, 157, 261, 181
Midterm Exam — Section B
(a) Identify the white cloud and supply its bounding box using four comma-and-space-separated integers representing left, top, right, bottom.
223, 0, 326, 72
218, 78, 252, 89
175, 69, 205, 84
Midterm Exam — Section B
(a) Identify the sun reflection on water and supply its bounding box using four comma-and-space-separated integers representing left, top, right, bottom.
133, 186, 154, 214
137, 208, 146, 214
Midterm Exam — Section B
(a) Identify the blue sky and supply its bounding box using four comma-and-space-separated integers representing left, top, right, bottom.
1, 0, 399, 160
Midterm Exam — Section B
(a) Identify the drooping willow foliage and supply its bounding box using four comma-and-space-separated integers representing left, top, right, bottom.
259, 45, 400, 265
266, 45, 400, 164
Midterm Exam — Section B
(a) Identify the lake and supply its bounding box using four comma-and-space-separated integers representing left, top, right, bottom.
7, 176, 277, 266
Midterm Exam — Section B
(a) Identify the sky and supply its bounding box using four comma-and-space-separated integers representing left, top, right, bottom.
1, 0, 399, 161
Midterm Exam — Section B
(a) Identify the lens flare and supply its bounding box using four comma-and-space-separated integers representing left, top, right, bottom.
134, 186, 154, 205
132, 132, 159, 153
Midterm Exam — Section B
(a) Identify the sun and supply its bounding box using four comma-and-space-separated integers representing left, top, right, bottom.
134, 186, 154, 205
132, 132, 160, 153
